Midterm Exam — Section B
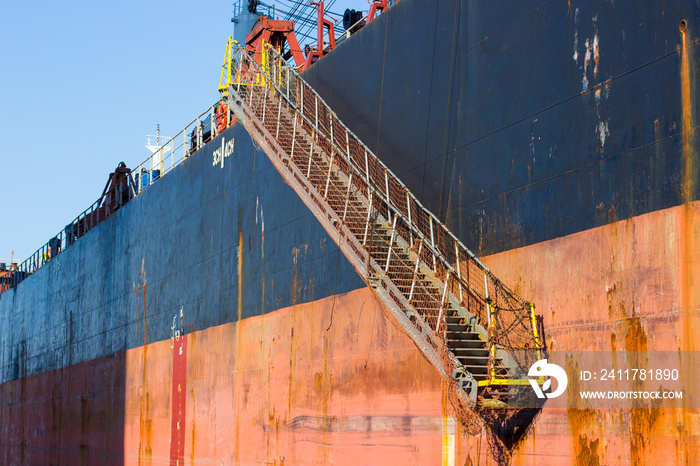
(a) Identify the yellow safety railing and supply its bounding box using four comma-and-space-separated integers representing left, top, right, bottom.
220, 35, 272, 93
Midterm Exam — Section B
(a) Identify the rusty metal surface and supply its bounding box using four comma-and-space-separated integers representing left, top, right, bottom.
478, 201, 700, 464
1, 289, 452, 464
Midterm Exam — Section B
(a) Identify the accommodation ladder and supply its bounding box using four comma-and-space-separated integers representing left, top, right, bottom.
224, 43, 546, 432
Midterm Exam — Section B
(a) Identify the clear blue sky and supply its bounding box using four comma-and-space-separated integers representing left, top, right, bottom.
0, 0, 361, 263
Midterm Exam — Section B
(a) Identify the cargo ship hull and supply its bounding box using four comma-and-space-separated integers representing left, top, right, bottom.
2, 0, 699, 464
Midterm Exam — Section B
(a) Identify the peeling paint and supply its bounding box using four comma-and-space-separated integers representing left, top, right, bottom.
582, 38, 591, 91
256, 196, 265, 234
593, 33, 600, 78
573, 8, 580, 62
581, 16, 600, 92
597, 121, 610, 148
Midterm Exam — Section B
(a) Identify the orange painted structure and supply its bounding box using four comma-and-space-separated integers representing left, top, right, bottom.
244, 16, 305, 69
2, 201, 697, 463
303, 1, 337, 70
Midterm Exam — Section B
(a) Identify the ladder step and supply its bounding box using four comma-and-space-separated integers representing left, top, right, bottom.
445, 331, 483, 340
454, 354, 490, 362
452, 348, 489, 356
445, 324, 471, 333
447, 339, 487, 348
458, 365, 489, 374
455, 357, 490, 366
445, 315, 469, 324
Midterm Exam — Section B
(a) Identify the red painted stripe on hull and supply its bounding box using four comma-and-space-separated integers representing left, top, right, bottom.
169, 331, 187, 465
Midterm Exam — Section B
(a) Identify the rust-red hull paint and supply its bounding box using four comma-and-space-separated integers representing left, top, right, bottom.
1, 201, 699, 464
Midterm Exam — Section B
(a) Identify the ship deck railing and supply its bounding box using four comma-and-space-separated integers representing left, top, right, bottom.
1, 101, 234, 293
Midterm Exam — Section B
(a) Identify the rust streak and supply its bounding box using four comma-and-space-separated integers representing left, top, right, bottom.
143, 282, 148, 347
138, 268, 151, 465
261, 227, 265, 314
680, 23, 695, 206
238, 230, 244, 322
234, 230, 244, 464
190, 388, 196, 465
680, 24, 693, 205
680, 22, 695, 356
